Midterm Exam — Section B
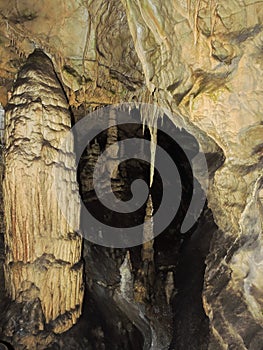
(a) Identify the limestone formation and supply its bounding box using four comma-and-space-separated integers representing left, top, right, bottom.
0, 0, 262, 349
120, 1, 263, 347
3, 49, 83, 334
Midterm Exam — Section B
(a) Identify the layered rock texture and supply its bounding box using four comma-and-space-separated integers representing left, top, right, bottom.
0, 0, 262, 349
3, 50, 83, 335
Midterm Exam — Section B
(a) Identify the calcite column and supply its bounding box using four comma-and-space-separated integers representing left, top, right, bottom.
3, 49, 83, 334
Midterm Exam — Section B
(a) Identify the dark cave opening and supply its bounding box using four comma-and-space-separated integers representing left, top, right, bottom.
76, 111, 219, 349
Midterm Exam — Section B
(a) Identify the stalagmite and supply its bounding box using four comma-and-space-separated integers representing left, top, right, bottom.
165, 271, 174, 305
3, 49, 84, 334
134, 195, 155, 302
119, 250, 133, 301
106, 108, 119, 181
82, 139, 101, 194
142, 194, 154, 263
101, 108, 126, 196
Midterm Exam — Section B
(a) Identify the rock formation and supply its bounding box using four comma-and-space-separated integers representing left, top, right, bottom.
0, 0, 262, 349
3, 50, 83, 335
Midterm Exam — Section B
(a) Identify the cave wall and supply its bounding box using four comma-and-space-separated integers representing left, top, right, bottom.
0, 0, 262, 349
119, 1, 263, 348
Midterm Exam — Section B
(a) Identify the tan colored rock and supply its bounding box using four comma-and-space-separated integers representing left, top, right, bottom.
0, 0, 262, 348
3, 49, 83, 334
0, 0, 144, 111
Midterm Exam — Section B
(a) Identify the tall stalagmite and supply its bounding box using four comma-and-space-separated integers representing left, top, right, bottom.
3, 49, 84, 334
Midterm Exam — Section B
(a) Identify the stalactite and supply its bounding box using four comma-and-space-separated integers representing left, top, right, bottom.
121, 0, 156, 93
140, 103, 159, 187
3, 49, 84, 334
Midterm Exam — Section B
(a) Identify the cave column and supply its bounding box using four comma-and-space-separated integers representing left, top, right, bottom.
3, 50, 84, 334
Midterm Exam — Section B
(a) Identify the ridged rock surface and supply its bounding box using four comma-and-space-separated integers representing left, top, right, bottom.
0, 0, 262, 349
120, 1, 263, 348
3, 49, 83, 334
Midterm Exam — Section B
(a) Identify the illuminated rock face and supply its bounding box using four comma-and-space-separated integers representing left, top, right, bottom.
0, 0, 262, 348
120, 2, 263, 348
3, 49, 83, 334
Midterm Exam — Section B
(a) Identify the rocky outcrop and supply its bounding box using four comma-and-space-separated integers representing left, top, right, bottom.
3, 50, 83, 336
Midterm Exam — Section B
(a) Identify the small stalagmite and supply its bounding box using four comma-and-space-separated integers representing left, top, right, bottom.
3, 49, 84, 334
142, 194, 154, 263
142, 194, 155, 295
134, 195, 155, 302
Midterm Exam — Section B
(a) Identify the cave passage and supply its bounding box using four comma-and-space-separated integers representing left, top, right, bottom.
76, 114, 218, 350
